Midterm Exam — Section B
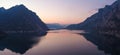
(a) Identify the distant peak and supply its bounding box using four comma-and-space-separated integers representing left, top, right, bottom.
15, 4, 26, 8
9, 4, 26, 9
0, 7, 5, 9
0, 7, 6, 11
17, 4, 25, 7
7, 4, 29, 11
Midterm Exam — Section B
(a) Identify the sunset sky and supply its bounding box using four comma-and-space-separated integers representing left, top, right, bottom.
0, 0, 116, 24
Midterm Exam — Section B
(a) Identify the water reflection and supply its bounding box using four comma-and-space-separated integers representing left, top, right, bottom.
0, 30, 106, 55
23, 30, 104, 55
0, 33, 47, 54
81, 33, 120, 55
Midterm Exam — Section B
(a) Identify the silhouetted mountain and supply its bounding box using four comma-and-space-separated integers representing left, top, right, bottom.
0, 7, 5, 12
0, 4, 48, 35
67, 0, 120, 37
46, 23, 65, 29
81, 33, 120, 55
0, 33, 46, 54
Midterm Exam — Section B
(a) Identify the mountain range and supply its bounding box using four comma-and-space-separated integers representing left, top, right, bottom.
46, 23, 66, 29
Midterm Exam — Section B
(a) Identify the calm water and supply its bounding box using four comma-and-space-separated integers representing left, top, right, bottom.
0, 30, 106, 55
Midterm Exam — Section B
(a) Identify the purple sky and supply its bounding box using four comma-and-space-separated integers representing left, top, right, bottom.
0, 0, 116, 24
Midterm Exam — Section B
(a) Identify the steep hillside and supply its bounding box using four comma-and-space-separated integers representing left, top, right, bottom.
67, 0, 120, 37
0, 5, 48, 35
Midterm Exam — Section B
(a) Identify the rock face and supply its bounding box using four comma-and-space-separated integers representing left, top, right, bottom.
0, 5, 48, 34
67, 0, 120, 37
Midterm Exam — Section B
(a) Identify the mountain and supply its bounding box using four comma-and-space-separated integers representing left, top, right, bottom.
46, 23, 66, 29
66, 0, 120, 37
0, 7, 5, 12
0, 4, 48, 35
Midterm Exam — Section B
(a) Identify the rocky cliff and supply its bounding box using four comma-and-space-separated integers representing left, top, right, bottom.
67, 0, 120, 37
0, 5, 48, 35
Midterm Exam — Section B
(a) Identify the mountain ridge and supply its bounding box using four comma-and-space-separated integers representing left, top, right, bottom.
66, 0, 120, 38
0, 4, 48, 35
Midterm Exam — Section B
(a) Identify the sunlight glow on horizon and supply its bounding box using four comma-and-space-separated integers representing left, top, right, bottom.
0, 0, 116, 25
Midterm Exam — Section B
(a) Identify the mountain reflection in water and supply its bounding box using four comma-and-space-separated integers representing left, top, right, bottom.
0, 33, 46, 54
82, 33, 120, 55
1, 30, 118, 55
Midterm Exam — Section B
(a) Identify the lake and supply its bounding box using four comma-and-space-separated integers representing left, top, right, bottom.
0, 29, 107, 55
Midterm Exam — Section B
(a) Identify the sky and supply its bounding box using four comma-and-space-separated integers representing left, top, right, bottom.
0, 0, 116, 25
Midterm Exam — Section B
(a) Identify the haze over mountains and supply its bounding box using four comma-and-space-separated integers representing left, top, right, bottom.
0, 5, 48, 35
67, 0, 120, 38
46, 23, 67, 29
